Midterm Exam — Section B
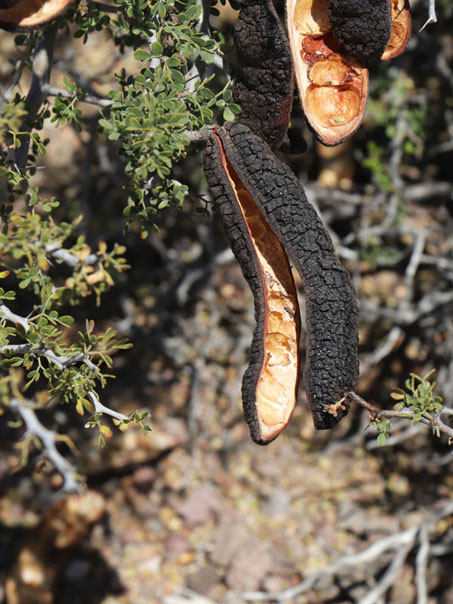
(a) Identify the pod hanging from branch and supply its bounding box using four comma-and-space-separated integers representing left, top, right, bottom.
233, 0, 294, 150
0, 0, 75, 30
326, 0, 411, 62
204, 127, 301, 445
204, 123, 359, 435
286, 0, 368, 146
326, 0, 392, 61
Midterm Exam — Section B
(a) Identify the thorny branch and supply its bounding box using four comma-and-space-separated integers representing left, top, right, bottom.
420, 0, 437, 31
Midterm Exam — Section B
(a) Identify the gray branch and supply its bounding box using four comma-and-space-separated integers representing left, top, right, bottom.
0, 304, 30, 331
87, 391, 129, 422
42, 84, 113, 108
240, 501, 453, 602
44, 242, 98, 268
15, 25, 58, 170
9, 397, 82, 492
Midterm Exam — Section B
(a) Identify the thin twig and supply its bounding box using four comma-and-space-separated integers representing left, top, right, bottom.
44, 242, 98, 267
0, 304, 30, 331
346, 391, 453, 441
359, 532, 417, 604
87, 391, 129, 422
0, 34, 35, 112
42, 84, 113, 108
415, 524, 430, 604
241, 527, 419, 602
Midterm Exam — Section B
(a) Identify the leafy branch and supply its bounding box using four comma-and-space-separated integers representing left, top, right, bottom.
346, 370, 453, 444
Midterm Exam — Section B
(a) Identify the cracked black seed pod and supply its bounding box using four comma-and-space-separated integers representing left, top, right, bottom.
326, 0, 392, 61
204, 123, 359, 440
232, 0, 294, 150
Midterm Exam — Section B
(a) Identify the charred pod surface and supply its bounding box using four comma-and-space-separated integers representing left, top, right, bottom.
286, 0, 368, 146
214, 123, 359, 429
326, 0, 392, 61
233, 0, 294, 151
204, 128, 301, 445
0, 0, 74, 30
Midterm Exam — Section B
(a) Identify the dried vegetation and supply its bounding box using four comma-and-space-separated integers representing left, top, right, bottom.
0, 0, 453, 603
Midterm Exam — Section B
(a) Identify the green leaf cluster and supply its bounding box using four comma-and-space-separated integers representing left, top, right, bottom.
373, 370, 444, 445
0, 197, 131, 437
391, 370, 443, 422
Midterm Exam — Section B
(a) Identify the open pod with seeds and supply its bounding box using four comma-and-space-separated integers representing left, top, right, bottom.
0, 0, 74, 31
204, 122, 359, 442
286, 0, 369, 146
204, 126, 301, 445
232, 0, 294, 151
380, 0, 411, 61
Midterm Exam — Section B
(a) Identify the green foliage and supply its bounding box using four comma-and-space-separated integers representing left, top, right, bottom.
366, 74, 427, 190
0, 0, 238, 473
87, 410, 152, 449
363, 141, 391, 193
65, 0, 240, 234
0, 198, 131, 417
373, 370, 444, 445
375, 418, 393, 446
50, 77, 83, 129
357, 237, 399, 269
96, 0, 238, 233
391, 370, 443, 423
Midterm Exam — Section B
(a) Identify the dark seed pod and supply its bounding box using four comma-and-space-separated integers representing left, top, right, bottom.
204, 127, 301, 445
206, 122, 359, 430
0, 1, 21, 9
0, 0, 75, 31
233, 0, 294, 151
326, 0, 392, 61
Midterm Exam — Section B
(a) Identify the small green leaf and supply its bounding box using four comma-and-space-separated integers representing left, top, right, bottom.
59, 316, 74, 326
134, 49, 151, 62
377, 433, 388, 446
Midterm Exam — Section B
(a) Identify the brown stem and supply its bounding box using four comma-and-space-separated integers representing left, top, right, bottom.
346, 391, 453, 441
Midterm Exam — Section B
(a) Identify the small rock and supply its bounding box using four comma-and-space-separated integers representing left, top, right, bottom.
186, 565, 220, 594
165, 532, 191, 558
226, 541, 272, 591
132, 466, 157, 490
211, 511, 249, 566
178, 483, 221, 527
